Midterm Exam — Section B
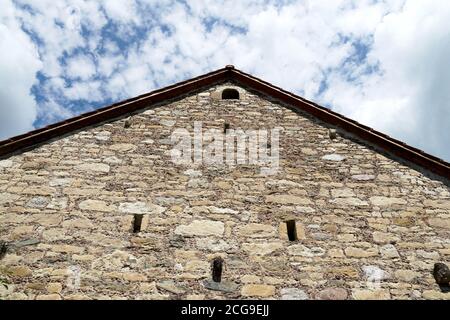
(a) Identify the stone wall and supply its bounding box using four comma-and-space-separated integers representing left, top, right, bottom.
0, 82, 449, 300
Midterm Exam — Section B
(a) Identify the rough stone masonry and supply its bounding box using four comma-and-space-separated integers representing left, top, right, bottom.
0, 82, 449, 300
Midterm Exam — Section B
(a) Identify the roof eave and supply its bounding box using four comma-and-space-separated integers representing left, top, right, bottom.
0, 65, 448, 180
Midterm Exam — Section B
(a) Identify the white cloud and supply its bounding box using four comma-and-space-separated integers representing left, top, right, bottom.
66, 54, 96, 80
324, 0, 450, 160
101, 0, 139, 25
64, 80, 103, 101
0, 0, 449, 162
0, 0, 42, 140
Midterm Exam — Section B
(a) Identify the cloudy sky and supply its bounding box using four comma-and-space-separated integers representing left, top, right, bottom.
1, 0, 449, 161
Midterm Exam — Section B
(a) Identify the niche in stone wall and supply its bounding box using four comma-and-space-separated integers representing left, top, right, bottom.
222, 88, 240, 100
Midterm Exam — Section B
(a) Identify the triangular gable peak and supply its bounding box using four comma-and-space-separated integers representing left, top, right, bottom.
0, 65, 449, 180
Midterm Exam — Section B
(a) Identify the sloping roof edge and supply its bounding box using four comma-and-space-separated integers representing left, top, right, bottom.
1, 65, 449, 179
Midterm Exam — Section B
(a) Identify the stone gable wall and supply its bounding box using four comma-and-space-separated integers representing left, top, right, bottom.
0, 82, 449, 300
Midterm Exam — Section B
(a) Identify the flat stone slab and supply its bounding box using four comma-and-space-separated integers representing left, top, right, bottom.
0, 160, 13, 168
157, 281, 186, 295
203, 280, 238, 293
316, 288, 348, 300
118, 202, 166, 215
175, 220, 224, 237
351, 174, 375, 181
322, 154, 346, 161
280, 288, 309, 300
11, 238, 40, 248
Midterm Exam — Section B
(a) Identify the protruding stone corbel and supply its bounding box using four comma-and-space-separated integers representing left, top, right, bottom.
203, 257, 238, 293
124, 116, 132, 128
329, 128, 337, 140
433, 263, 450, 286
0, 241, 8, 260
0, 238, 40, 260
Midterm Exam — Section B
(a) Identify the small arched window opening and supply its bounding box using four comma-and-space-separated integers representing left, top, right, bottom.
222, 88, 239, 100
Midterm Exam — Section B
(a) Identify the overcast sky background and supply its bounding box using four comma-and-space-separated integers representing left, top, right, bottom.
1, 0, 449, 161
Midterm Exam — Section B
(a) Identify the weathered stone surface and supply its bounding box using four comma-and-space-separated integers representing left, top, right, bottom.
42, 228, 67, 241
49, 178, 73, 187
352, 289, 391, 300
51, 244, 84, 254
157, 281, 186, 295
73, 254, 96, 262
103, 156, 122, 164
175, 220, 224, 237
141, 139, 155, 145
109, 143, 137, 152
64, 294, 92, 300
0, 193, 19, 204
0, 82, 449, 301
294, 206, 315, 213
428, 218, 450, 229
369, 196, 407, 206
330, 197, 368, 206
316, 288, 348, 300
351, 174, 375, 181
185, 260, 209, 273
280, 288, 309, 300
394, 270, 419, 282
345, 247, 378, 258
265, 194, 312, 205
380, 244, 400, 258
123, 273, 148, 282
422, 290, 450, 300
26, 196, 49, 208
23, 186, 57, 196
0, 284, 13, 297
47, 197, 68, 210
7, 266, 32, 277
362, 266, 388, 282
36, 294, 62, 300
328, 248, 345, 258
322, 154, 345, 161
215, 181, 232, 190
26, 282, 46, 291
416, 250, 440, 260
13, 238, 40, 248
0, 159, 13, 168
118, 202, 166, 215
241, 284, 275, 297
241, 275, 261, 284
196, 238, 233, 252
373, 232, 400, 244
287, 244, 325, 257
62, 218, 94, 229
423, 199, 450, 210
203, 280, 239, 293
32, 214, 62, 227
94, 131, 111, 141
242, 242, 283, 256
47, 283, 63, 294
11, 226, 34, 239
236, 224, 276, 238
74, 163, 110, 173
211, 207, 239, 214
331, 188, 355, 198
301, 148, 317, 155
392, 217, 415, 227
79, 199, 115, 212
337, 233, 357, 242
